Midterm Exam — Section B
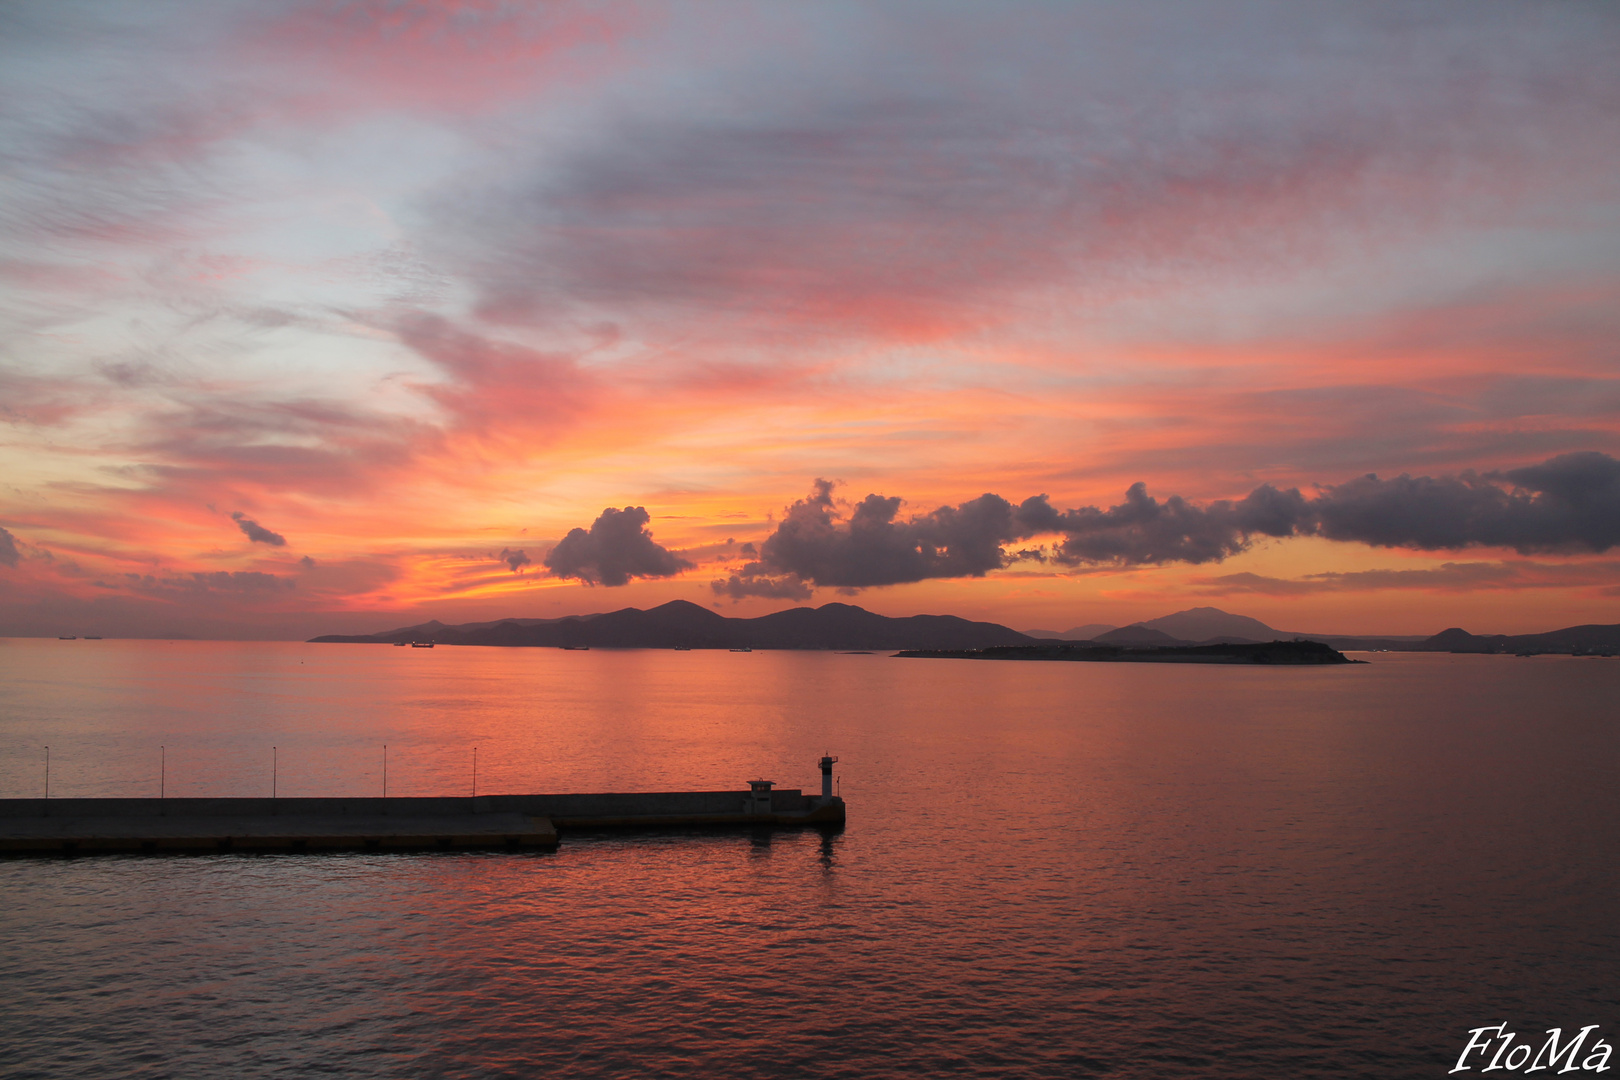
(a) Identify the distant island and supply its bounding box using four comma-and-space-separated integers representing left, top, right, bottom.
1021, 606, 1620, 655
308, 601, 1620, 656
896, 640, 1358, 665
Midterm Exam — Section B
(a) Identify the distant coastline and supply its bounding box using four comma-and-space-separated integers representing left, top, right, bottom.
307, 601, 1620, 656
895, 640, 1359, 665
308, 599, 1033, 652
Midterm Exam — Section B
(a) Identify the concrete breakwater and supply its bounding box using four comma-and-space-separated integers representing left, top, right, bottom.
0, 779, 846, 856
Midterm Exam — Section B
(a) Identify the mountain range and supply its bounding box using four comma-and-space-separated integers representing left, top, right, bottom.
310, 602, 1620, 654
311, 600, 1035, 651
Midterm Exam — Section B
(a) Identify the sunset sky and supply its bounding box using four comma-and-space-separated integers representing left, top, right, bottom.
2, 1, 1618, 640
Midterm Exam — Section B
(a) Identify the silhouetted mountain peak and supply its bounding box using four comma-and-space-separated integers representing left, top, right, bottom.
1134, 607, 1277, 641
647, 599, 716, 616
1427, 627, 1482, 645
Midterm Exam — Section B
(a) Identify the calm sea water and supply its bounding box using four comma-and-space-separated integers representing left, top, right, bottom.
1, 640, 1616, 1078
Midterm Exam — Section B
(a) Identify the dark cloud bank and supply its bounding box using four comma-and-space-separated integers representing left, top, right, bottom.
531, 453, 1620, 595
544, 506, 693, 587
711, 452, 1620, 597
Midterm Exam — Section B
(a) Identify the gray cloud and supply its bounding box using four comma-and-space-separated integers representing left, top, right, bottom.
725, 453, 1620, 592
727, 478, 1304, 590
0, 526, 19, 567
1023, 483, 1309, 566
1196, 560, 1620, 596
744, 479, 1026, 590
711, 570, 813, 602
125, 570, 295, 595
1316, 451, 1620, 553
499, 547, 531, 572
543, 506, 692, 587
231, 511, 286, 546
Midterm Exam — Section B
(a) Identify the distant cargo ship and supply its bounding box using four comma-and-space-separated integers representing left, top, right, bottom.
410, 642, 434, 648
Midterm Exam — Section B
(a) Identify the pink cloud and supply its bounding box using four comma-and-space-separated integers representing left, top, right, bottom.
396, 313, 593, 438
244, 1, 636, 118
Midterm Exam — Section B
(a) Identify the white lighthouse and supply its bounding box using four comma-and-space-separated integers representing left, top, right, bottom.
819, 754, 839, 799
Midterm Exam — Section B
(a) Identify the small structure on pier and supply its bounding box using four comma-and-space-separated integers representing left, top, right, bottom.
746, 779, 775, 814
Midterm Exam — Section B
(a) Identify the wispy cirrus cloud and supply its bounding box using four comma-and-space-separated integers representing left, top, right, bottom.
430, 3, 1620, 349
393, 313, 593, 439
244, 0, 632, 118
